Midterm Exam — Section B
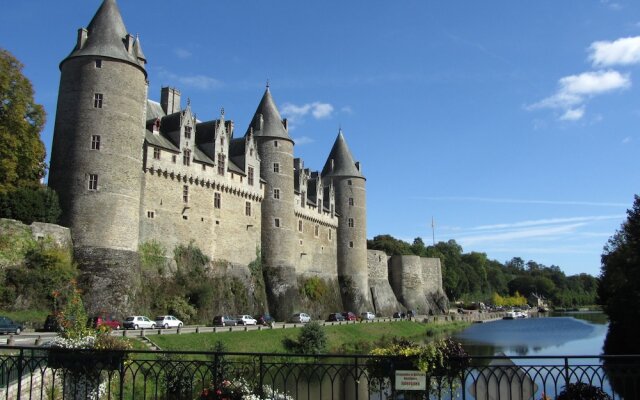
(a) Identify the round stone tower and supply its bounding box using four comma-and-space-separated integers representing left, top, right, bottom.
47, 0, 147, 315
249, 87, 299, 320
322, 130, 373, 312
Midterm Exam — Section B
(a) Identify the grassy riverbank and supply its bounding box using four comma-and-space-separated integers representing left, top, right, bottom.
150, 320, 471, 354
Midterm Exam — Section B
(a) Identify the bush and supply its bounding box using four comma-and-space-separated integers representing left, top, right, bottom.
0, 186, 61, 224
139, 240, 167, 275
301, 277, 328, 301
283, 321, 327, 355
556, 382, 611, 400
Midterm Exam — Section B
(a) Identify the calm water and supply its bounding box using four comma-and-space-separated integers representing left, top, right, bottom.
453, 312, 608, 357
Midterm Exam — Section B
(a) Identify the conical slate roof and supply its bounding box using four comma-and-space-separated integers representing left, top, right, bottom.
321, 130, 365, 179
247, 87, 291, 141
62, 0, 145, 71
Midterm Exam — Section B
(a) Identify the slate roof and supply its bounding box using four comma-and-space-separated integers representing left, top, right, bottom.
247, 88, 291, 141
321, 131, 365, 179
144, 130, 178, 152
63, 0, 145, 72
146, 100, 165, 120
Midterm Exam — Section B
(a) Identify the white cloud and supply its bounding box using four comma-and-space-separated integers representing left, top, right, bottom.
528, 70, 630, 120
622, 136, 632, 144
417, 196, 629, 208
293, 136, 314, 145
600, 0, 622, 11
341, 106, 354, 114
468, 215, 624, 232
155, 67, 222, 91
457, 223, 587, 246
590, 36, 640, 67
174, 48, 192, 59
560, 107, 585, 121
281, 102, 334, 124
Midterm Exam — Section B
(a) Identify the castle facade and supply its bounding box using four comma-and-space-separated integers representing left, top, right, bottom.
48, 0, 447, 319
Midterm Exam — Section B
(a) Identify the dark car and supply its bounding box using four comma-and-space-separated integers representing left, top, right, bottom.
0, 316, 24, 335
393, 312, 402, 319
326, 313, 345, 322
88, 315, 122, 330
341, 312, 357, 321
213, 315, 238, 327
254, 314, 274, 326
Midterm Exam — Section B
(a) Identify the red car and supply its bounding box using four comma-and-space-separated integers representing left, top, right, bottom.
88, 315, 122, 330
341, 312, 357, 321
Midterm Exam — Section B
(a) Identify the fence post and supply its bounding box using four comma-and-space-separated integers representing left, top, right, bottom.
354, 356, 359, 400
258, 354, 264, 399
564, 357, 570, 388
15, 348, 24, 400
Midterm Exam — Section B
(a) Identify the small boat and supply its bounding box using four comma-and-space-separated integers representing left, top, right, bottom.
503, 312, 517, 320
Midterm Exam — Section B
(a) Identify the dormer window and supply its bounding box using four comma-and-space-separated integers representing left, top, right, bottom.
217, 154, 225, 175
153, 119, 160, 133
318, 200, 322, 213
183, 149, 191, 166
250, 148, 254, 156
184, 126, 192, 139
221, 137, 224, 146
248, 166, 254, 186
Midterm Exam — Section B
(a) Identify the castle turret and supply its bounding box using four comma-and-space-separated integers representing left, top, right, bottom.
250, 87, 298, 320
48, 0, 148, 315
322, 130, 373, 312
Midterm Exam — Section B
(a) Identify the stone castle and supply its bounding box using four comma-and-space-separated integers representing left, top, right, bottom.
48, 0, 448, 319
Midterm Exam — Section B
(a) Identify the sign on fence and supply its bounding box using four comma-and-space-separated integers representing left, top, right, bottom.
395, 370, 427, 391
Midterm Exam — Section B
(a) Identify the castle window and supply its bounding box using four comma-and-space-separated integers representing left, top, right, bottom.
328, 230, 332, 240
172, 154, 177, 163
183, 185, 189, 203
274, 141, 278, 148
248, 166, 254, 186
318, 199, 322, 213
348, 218, 354, 228
298, 220, 303, 232
250, 148, 254, 156
274, 218, 280, 228
349, 241, 354, 248
183, 149, 191, 166
301, 191, 305, 208
347, 180, 352, 186
184, 126, 192, 139
91, 135, 100, 150
349, 197, 354, 206
245, 201, 251, 216
88, 174, 98, 190
147, 211, 155, 219
95, 59, 102, 68
273, 163, 279, 173
202, 164, 206, 170
217, 154, 225, 175
214, 192, 221, 209
221, 137, 224, 146
93, 93, 103, 108
314, 225, 319, 237
153, 148, 161, 160
331, 204, 334, 216
273, 188, 280, 199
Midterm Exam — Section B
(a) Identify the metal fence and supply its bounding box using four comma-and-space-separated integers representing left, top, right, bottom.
1, 347, 638, 399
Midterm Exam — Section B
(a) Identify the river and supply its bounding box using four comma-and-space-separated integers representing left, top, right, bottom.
453, 312, 609, 357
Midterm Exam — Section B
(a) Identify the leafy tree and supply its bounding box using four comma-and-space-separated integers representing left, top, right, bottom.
598, 195, 640, 326
283, 321, 327, 355
0, 186, 60, 224
0, 49, 46, 194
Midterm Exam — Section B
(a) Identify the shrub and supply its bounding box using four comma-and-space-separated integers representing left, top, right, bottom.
556, 382, 611, 400
139, 240, 167, 275
301, 276, 328, 301
283, 321, 327, 355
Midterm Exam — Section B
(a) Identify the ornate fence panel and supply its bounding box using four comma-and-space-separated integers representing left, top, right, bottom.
1, 347, 638, 399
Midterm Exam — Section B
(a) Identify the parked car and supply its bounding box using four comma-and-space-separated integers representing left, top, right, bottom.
154, 315, 183, 329
123, 316, 155, 330
254, 314, 274, 326
360, 312, 375, 321
289, 313, 311, 323
393, 312, 402, 319
342, 311, 357, 321
213, 315, 238, 327
88, 315, 122, 330
0, 316, 23, 335
236, 315, 257, 325
43, 314, 63, 332
326, 313, 345, 322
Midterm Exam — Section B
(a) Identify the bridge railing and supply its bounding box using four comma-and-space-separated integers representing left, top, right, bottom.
0, 347, 638, 399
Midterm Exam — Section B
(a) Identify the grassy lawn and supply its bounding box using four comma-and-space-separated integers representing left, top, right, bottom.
150, 320, 470, 354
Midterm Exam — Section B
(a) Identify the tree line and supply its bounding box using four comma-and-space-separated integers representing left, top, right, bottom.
367, 235, 599, 307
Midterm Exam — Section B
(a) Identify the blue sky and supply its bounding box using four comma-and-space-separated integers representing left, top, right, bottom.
1, 1, 638, 277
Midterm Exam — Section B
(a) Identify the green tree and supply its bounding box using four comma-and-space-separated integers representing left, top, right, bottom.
0, 49, 46, 194
598, 195, 640, 326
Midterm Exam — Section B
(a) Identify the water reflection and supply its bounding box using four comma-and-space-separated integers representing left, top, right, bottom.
453, 315, 608, 357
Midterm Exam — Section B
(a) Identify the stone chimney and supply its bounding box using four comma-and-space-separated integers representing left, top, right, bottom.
160, 87, 181, 114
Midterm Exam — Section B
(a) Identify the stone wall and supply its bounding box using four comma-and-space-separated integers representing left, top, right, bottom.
367, 250, 403, 316
389, 255, 448, 315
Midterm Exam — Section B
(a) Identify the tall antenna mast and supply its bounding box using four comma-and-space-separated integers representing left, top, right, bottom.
431, 216, 436, 246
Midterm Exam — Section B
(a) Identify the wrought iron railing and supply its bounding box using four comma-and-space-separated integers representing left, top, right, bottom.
0, 347, 638, 399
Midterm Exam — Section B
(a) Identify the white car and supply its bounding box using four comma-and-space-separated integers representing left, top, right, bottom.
361, 312, 375, 321
154, 315, 184, 329
123, 316, 155, 330
236, 315, 257, 325
289, 313, 311, 323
